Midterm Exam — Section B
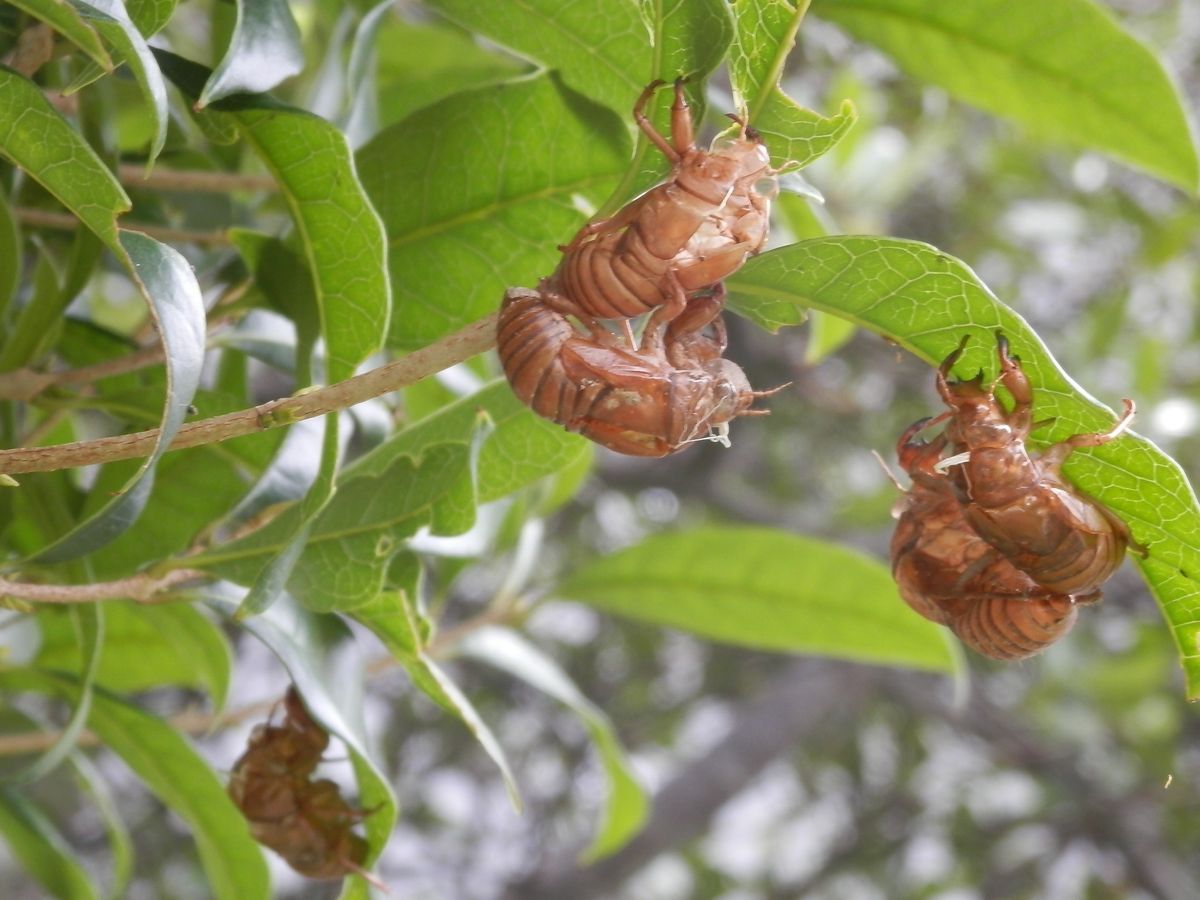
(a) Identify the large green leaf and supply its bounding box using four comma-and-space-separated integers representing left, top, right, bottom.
810, 0, 1199, 191
71, 0, 169, 163
559, 526, 956, 672
357, 72, 628, 349
0, 69, 130, 249
727, 237, 1200, 694
459, 626, 647, 860
199, 0, 304, 107
729, 0, 857, 167
0, 789, 97, 900
35, 603, 231, 707
188, 441, 477, 612
6, 0, 113, 71
156, 50, 390, 383
348, 380, 590, 505
33, 232, 206, 562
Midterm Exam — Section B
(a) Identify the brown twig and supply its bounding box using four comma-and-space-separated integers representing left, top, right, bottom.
0, 569, 206, 605
0, 314, 500, 475
14, 208, 231, 247
116, 165, 278, 194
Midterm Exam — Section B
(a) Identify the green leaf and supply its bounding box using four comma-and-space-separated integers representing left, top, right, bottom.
0, 671, 269, 900
68, 750, 133, 897
459, 626, 647, 860
199, 0, 304, 107
0, 69, 130, 250
155, 49, 390, 383
6, 0, 114, 71
220, 594, 397, 885
356, 72, 628, 349
5, 606, 103, 786
727, 236, 1200, 694
349, 380, 590, 505
810, 0, 1200, 191
33, 232, 205, 561
729, 0, 858, 167
558, 526, 956, 671
125, 0, 177, 35
35, 603, 232, 708
0, 789, 97, 900
352, 590, 522, 810
189, 442, 477, 612
71, 0, 169, 164
0, 181, 19, 327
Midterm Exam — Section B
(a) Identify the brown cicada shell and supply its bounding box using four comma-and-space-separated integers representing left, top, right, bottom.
546, 78, 778, 343
890, 419, 1088, 660
228, 688, 374, 883
497, 286, 774, 456
934, 333, 1138, 597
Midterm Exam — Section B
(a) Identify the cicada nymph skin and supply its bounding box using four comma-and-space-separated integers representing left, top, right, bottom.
934, 333, 1138, 597
228, 688, 372, 882
497, 286, 769, 457
547, 78, 778, 342
889, 419, 1087, 660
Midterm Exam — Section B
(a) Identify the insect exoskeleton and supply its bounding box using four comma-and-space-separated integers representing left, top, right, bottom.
889, 417, 1089, 661
933, 332, 1138, 597
549, 78, 779, 344
497, 287, 771, 457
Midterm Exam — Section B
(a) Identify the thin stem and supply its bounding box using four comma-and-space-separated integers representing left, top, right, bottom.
115, 165, 278, 194
0, 313, 500, 475
14, 208, 231, 247
0, 569, 206, 605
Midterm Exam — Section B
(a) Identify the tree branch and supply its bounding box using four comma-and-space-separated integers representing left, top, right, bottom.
0, 569, 205, 606
14, 208, 232, 247
115, 165, 278, 194
0, 314, 499, 475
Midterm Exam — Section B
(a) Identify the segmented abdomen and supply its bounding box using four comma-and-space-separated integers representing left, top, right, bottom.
497, 288, 587, 427
950, 595, 1078, 661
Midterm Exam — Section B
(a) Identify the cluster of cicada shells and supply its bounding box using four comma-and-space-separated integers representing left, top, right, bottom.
228, 688, 375, 882
498, 79, 782, 457
890, 333, 1138, 660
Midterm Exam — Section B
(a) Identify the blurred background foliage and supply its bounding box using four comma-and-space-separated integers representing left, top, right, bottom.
0, 0, 1199, 898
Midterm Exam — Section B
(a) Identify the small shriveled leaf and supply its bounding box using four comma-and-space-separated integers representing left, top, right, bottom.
0, 789, 97, 900
6, 0, 113, 71
728, 237, 1200, 695
199, 0, 304, 107
35, 603, 231, 708
189, 442, 476, 612
459, 627, 646, 860
810, 0, 1199, 190
71, 0, 169, 163
156, 49, 390, 383
559, 526, 955, 672
357, 72, 628, 349
34, 232, 205, 561
730, 0, 857, 167
352, 591, 521, 809
0, 69, 130, 249
349, 380, 590, 504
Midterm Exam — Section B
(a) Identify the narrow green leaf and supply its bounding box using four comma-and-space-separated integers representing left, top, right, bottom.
811, 0, 1200, 190
559, 526, 956, 672
349, 381, 590, 505
155, 49, 390, 383
0, 789, 97, 900
0, 671, 269, 900
35, 603, 232, 709
5, 605, 103, 786
221, 594, 397, 884
190, 442, 476, 612
7, 0, 114, 71
0, 69, 130, 250
356, 72, 628, 349
0, 181, 19, 327
199, 0, 304, 107
729, 0, 858, 167
459, 626, 647, 860
352, 591, 522, 810
69, 752, 133, 899
125, 0, 177, 35
70, 0, 169, 163
33, 232, 205, 561
728, 237, 1200, 694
